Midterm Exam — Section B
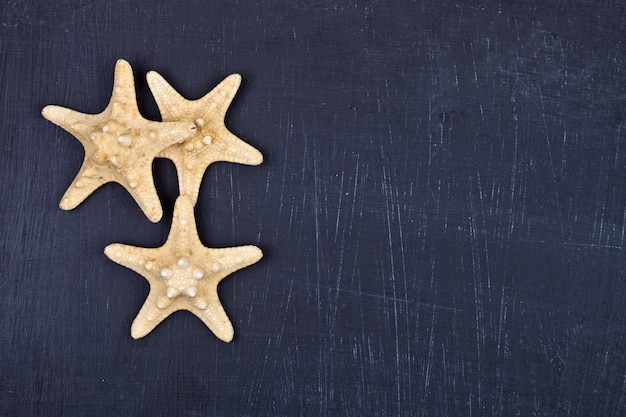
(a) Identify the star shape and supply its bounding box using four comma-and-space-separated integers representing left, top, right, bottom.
42, 59, 198, 222
146, 70, 263, 206
104, 195, 263, 342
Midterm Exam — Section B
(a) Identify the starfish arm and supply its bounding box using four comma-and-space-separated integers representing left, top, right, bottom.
214, 129, 263, 165
168, 155, 209, 207
179, 159, 207, 207
41, 105, 98, 142
107, 59, 141, 118
197, 74, 242, 120
59, 162, 110, 210
105, 243, 178, 338
130, 290, 177, 339
204, 246, 263, 280
166, 195, 202, 252
141, 119, 198, 150
190, 293, 235, 342
122, 165, 165, 223
104, 243, 160, 275
145, 70, 191, 120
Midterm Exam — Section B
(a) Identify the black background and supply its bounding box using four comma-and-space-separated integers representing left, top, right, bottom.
1, 1, 625, 416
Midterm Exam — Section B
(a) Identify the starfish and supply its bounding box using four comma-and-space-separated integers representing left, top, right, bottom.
42, 59, 197, 222
104, 195, 263, 342
146, 70, 263, 206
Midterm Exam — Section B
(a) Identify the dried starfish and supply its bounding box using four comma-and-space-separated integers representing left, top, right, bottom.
147, 70, 263, 206
42, 59, 197, 222
104, 195, 262, 341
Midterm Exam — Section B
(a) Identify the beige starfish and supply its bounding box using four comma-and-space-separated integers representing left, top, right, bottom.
104, 195, 262, 341
42, 59, 197, 222
147, 70, 263, 206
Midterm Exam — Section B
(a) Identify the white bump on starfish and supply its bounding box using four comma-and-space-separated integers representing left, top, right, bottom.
193, 268, 204, 280
117, 135, 132, 147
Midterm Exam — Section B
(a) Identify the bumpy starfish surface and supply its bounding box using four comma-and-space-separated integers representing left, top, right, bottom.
104, 195, 263, 341
147, 71, 263, 206
42, 59, 197, 222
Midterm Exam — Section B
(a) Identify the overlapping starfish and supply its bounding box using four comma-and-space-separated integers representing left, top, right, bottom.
42, 59, 262, 341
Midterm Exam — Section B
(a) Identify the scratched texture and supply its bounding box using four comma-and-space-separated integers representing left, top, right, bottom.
1, 1, 625, 416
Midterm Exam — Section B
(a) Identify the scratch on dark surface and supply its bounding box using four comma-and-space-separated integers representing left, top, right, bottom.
381, 159, 402, 408
537, 85, 565, 238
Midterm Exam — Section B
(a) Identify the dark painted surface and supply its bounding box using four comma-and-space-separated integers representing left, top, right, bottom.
1, 1, 624, 416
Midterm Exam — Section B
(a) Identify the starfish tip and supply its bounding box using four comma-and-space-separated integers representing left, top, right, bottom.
241, 245, 263, 265
174, 194, 194, 210
215, 324, 234, 343
148, 210, 163, 223
145, 70, 168, 93
130, 317, 155, 339
41, 105, 67, 123
130, 324, 147, 340
145, 70, 159, 82
103, 244, 118, 260
251, 150, 263, 165
115, 58, 131, 69
59, 195, 77, 210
